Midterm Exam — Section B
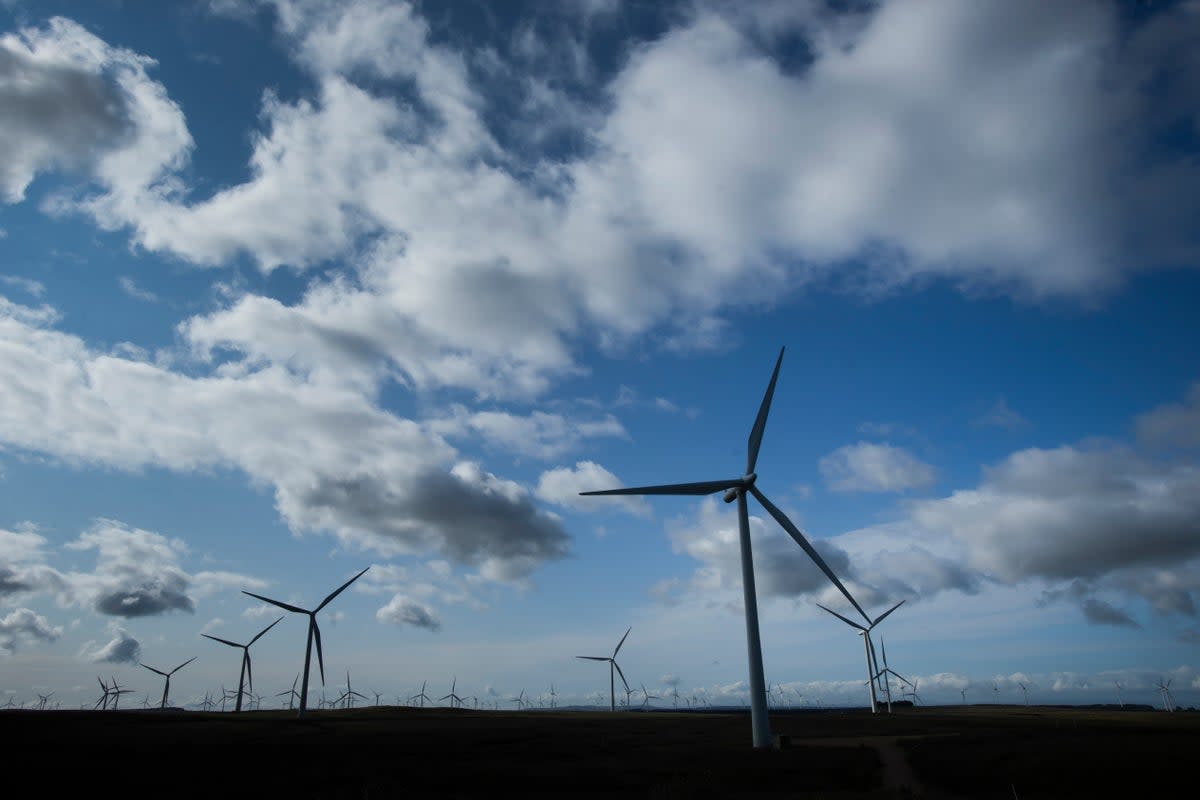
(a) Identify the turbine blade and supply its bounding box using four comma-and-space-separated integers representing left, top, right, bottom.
871, 599, 905, 628
313, 622, 326, 685
171, 656, 197, 674
751, 486, 871, 624
242, 591, 308, 615
140, 664, 168, 677
612, 661, 630, 693
201, 634, 243, 649
746, 346, 785, 474
316, 566, 371, 612
245, 653, 253, 694
249, 616, 285, 645
890, 670, 912, 688
815, 603, 866, 632
613, 626, 631, 657
580, 478, 743, 497
576, 656, 608, 661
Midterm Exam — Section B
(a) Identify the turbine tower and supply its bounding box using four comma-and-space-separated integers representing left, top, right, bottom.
140, 656, 197, 710
409, 680, 431, 708
873, 637, 912, 713
201, 616, 283, 712
242, 566, 370, 716
816, 600, 904, 714
576, 627, 632, 712
1019, 682, 1029, 706
1114, 681, 1124, 709
581, 347, 869, 748
439, 676, 464, 709
337, 671, 368, 709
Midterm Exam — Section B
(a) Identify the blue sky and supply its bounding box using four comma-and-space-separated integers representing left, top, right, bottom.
2, 0, 1199, 714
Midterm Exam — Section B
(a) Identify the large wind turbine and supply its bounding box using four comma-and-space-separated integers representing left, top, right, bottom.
140, 656, 197, 710
242, 566, 370, 716
581, 347, 869, 748
201, 616, 283, 712
576, 626, 631, 712
816, 600, 904, 714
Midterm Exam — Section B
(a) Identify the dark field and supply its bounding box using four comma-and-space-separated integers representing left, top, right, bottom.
3, 704, 1195, 798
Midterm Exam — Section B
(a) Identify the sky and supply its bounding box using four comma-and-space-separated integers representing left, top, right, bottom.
1, 0, 1199, 714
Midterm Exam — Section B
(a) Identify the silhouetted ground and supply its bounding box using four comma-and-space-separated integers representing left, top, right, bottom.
2, 704, 1195, 798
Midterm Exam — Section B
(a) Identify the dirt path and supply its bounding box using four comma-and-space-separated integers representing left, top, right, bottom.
789, 733, 959, 797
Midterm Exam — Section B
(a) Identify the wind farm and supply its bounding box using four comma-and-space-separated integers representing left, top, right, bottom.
2, 0, 1199, 796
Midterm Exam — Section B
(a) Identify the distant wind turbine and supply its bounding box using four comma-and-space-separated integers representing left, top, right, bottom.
276, 674, 300, 710
242, 566, 370, 716
337, 671, 368, 709
577, 627, 632, 712
1018, 682, 1029, 706
1156, 678, 1175, 712
108, 678, 134, 710
1114, 681, 1124, 709
581, 347, 870, 748
201, 616, 283, 712
816, 600, 904, 714
641, 683, 659, 710
439, 676, 464, 709
873, 637, 912, 713
140, 656, 197, 710
409, 680, 431, 708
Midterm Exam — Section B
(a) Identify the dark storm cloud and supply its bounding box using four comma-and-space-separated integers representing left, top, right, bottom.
93, 573, 195, 617
295, 462, 570, 581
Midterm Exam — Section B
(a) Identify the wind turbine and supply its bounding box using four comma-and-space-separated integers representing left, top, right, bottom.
581, 347, 870, 748
548, 684, 557, 709
201, 616, 283, 713
409, 680, 431, 708
904, 678, 922, 707
36, 692, 53, 711
992, 683, 1000, 703
873, 637, 912, 713
1114, 681, 1124, 709
1156, 678, 1175, 712
1018, 683, 1029, 706
960, 687, 968, 706
577, 627, 632, 712
241, 566, 370, 716
94, 677, 111, 711
337, 671, 368, 709
439, 676, 464, 709
641, 683, 659, 710
816, 600, 904, 714
277, 674, 300, 710
511, 689, 526, 710
108, 678, 134, 710
140, 656, 197, 710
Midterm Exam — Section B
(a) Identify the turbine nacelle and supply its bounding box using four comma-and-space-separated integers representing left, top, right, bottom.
722, 473, 757, 503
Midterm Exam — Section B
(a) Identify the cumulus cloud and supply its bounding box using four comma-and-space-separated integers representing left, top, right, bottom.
0, 276, 45, 297
0, 301, 570, 582
428, 405, 627, 460
1136, 383, 1200, 451
0, 524, 66, 600
117, 276, 158, 303
910, 443, 1200, 620
78, 624, 141, 664
0, 607, 62, 653
666, 496, 858, 601
535, 460, 651, 516
819, 442, 936, 492
65, 520, 196, 617
375, 594, 441, 631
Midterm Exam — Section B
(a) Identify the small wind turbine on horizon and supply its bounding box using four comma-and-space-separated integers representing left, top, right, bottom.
1114, 681, 1124, 709
108, 678, 134, 710
641, 683, 659, 710
1156, 678, 1176, 712
581, 347, 870, 748
1018, 683, 1029, 706
439, 676, 465, 709
201, 616, 283, 713
337, 670, 368, 709
140, 656, 197, 710
577, 626, 632, 712
409, 680, 431, 708
277, 674, 300, 710
241, 566, 370, 716
873, 637, 912, 713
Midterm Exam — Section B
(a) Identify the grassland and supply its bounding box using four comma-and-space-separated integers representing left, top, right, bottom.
2, 704, 1194, 798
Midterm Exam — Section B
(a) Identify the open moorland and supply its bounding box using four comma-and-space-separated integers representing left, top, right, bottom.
2, 704, 1195, 798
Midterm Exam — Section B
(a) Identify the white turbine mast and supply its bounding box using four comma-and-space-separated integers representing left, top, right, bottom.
576, 626, 632, 712
241, 566, 370, 717
816, 599, 905, 714
581, 347, 870, 748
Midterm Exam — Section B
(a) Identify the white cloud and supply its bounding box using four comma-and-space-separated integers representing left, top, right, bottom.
78, 624, 141, 664
0, 276, 45, 297
535, 460, 651, 517
1136, 383, 1200, 451
0, 607, 62, 654
0, 300, 570, 581
976, 397, 1030, 430
117, 276, 158, 303
819, 442, 936, 492
375, 594, 441, 631
428, 405, 627, 460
